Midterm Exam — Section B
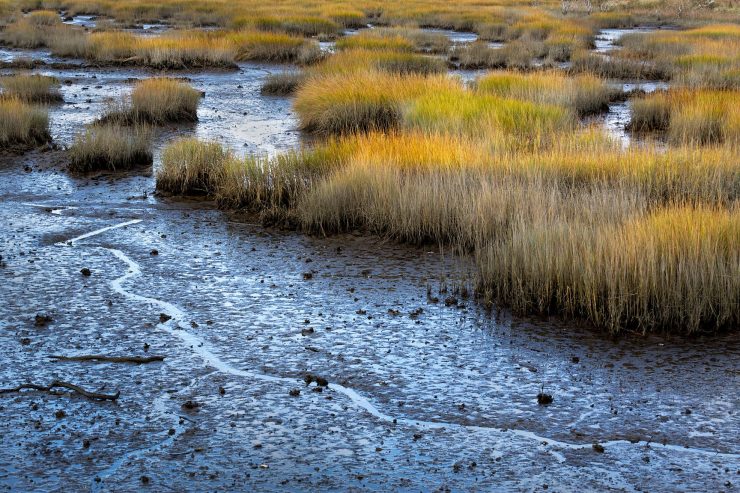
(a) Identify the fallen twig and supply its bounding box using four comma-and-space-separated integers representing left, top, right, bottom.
50, 354, 165, 364
0, 380, 120, 401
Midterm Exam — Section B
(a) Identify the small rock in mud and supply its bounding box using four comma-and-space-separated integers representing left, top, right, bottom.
289, 389, 300, 397
572, 356, 580, 363
537, 393, 553, 405
181, 400, 200, 411
302, 272, 313, 280
80, 268, 91, 277
140, 475, 150, 485
55, 410, 66, 419
301, 327, 314, 336
159, 313, 172, 323
592, 443, 605, 453
683, 408, 692, 415
34, 314, 52, 327
413, 433, 423, 441
150, 249, 158, 256
219, 386, 226, 395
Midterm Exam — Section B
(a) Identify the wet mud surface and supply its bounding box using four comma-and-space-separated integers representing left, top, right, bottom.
0, 29, 738, 493
1, 153, 738, 492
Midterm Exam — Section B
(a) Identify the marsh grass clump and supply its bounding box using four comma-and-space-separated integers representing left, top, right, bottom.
260, 72, 305, 96
630, 89, 740, 145
477, 206, 740, 333
405, 89, 572, 139
618, 24, 740, 89
311, 49, 446, 76
246, 15, 341, 37
156, 138, 232, 195
0, 74, 62, 103
569, 50, 670, 80
228, 30, 322, 64
336, 32, 414, 52
476, 71, 617, 116
103, 78, 201, 125
294, 71, 455, 135
68, 124, 153, 172
0, 96, 49, 148
336, 27, 450, 54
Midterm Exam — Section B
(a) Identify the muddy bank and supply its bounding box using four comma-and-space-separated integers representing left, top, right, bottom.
1, 146, 739, 491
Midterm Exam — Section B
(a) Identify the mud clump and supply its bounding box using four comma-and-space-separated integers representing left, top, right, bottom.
289, 388, 300, 397
181, 400, 200, 411
80, 268, 91, 277
159, 313, 172, 323
302, 272, 313, 280
150, 249, 159, 256
592, 443, 605, 453
537, 392, 553, 405
34, 314, 52, 327
304, 374, 328, 387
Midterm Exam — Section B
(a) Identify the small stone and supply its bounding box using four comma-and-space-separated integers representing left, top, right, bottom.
571, 356, 580, 363
55, 409, 66, 419
159, 313, 172, 323
80, 268, 91, 276
140, 475, 150, 485
219, 386, 226, 395
150, 249, 158, 256
34, 314, 52, 326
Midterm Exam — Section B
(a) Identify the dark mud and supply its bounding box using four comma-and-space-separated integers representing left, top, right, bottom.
0, 37, 739, 493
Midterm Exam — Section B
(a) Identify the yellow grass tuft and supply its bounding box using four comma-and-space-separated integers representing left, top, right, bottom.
68, 123, 153, 172
0, 74, 62, 103
0, 96, 49, 147
476, 71, 616, 116
630, 89, 740, 145
103, 78, 201, 124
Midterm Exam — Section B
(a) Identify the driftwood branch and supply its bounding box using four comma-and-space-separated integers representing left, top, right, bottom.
0, 380, 120, 401
50, 354, 165, 364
